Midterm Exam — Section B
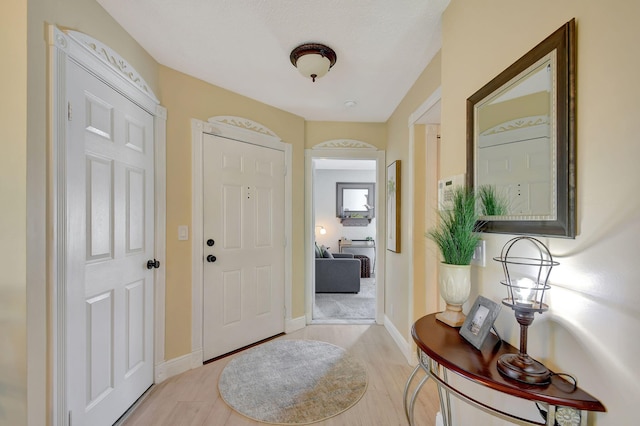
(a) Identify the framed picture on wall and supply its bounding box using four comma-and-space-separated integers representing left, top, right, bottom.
387, 160, 401, 252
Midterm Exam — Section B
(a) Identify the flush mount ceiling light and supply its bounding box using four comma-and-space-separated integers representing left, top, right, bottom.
290, 43, 337, 82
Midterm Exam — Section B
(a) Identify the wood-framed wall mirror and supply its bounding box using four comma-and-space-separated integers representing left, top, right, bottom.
336, 182, 375, 225
466, 19, 576, 238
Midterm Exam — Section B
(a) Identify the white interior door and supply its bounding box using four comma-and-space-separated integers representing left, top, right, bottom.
202, 133, 285, 360
65, 59, 155, 425
478, 137, 551, 215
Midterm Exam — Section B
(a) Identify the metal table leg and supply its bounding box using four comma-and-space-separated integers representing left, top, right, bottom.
430, 359, 452, 426
403, 363, 430, 425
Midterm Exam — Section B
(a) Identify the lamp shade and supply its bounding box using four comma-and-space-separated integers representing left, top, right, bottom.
290, 43, 337, 82
295, 54, 331, 81
495, 236, 557, 313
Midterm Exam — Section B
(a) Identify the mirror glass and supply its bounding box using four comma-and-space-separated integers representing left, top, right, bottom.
475, 55, 555, 218
466, 19, 575, 238
336, 182, 375, 219
343, 188, 369, 212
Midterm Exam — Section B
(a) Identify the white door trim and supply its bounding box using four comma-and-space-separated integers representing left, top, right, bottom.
402, 87, 441, 364
47, 26, 166, 425
191, 117, 293, 363
304, 145, 386, 325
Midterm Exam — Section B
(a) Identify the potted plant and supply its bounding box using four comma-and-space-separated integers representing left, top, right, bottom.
427, 186, 481, 327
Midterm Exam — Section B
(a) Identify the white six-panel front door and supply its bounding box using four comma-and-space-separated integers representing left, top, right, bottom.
65, 59, 155, 425
202, 133, 285, 361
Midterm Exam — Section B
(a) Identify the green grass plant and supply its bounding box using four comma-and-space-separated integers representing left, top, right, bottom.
478, 184, 509, 216
427, 187, 481, 265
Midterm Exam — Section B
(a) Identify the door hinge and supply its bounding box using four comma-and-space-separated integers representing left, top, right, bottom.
67, 101, 73, 121
68, 410, 72, 426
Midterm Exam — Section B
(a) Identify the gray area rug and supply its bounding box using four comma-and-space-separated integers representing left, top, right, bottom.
218, 340, 368, 424
314, 278, 375, 320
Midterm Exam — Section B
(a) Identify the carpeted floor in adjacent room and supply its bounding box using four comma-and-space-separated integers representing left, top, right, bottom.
314, 277, 375, 320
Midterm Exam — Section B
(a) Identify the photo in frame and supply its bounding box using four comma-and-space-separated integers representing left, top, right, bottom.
386, 160, 401, 252
459, 296, 502, 350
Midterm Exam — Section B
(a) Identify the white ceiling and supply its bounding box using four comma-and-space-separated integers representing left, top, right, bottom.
96, 0, 450, 122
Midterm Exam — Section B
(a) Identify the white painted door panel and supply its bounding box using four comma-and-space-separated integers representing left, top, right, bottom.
202, 134, 285, 360
478, 137, 551, 215
66, 60, 154, 426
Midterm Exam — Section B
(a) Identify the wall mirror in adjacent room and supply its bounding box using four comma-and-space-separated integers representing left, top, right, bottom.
466, 19, 576, 238
336, 182, 375, 222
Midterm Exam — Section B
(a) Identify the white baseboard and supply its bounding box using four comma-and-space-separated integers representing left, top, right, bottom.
154, 317, 306, 385
286, 315, 306, 333
384, 315, 413, 364
155, 349, 202, 383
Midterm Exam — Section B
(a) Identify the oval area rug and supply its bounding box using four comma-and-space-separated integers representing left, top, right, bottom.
218, 339, 368, 424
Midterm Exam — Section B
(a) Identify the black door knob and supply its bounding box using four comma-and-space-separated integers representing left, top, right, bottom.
206, 255, 217, 263
146, 259, 160, 269
207, 239, 215, 247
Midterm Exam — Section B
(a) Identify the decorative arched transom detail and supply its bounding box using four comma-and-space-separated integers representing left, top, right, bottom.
480, 115, 549, 136
312, 139, 377, 150
64, 30, 159, 103
208, 116, 278, 138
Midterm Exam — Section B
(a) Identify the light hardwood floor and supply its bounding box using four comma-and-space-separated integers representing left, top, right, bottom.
121, 324, 440, 426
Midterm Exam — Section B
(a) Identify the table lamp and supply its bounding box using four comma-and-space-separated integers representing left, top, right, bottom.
494, 236, 559, 385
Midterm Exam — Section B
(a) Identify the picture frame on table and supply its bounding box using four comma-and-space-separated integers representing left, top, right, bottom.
459, 296, 502, 350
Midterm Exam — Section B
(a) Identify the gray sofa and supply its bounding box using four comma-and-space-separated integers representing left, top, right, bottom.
315, 253, 361, 293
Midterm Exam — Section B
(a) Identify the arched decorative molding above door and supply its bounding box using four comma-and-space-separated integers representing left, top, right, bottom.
60, 30, 159, 104
208, 116, 279, 138
312, 139, 377, 150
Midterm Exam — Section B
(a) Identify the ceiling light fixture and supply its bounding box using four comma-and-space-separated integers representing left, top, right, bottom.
290, 43, 337, 82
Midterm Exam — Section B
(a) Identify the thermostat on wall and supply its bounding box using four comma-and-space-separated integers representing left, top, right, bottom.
438, 174, 465, 211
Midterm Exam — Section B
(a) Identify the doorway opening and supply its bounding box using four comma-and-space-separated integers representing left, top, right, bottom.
312, 158, 378, 323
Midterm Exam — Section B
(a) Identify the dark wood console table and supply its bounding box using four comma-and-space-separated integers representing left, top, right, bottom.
403, 314, 605, 426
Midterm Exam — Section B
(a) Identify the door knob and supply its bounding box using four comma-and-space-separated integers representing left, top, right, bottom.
206, 255, 217, 263
146, 259, 160, 269
207, 239, 215, 247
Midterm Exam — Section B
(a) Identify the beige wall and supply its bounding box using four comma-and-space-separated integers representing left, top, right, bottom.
1, 1, 28, 424
158, 66, 306, 359
441, 1, 639, 424
305, 121, 387, 148
384, 51, 441, 338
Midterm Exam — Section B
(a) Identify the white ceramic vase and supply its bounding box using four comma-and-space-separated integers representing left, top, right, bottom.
436, 263, 471, 327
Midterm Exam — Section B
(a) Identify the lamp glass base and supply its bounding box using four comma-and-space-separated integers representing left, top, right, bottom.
497, 353, 551, 385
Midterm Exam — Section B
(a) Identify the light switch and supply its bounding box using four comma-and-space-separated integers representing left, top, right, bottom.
178, 225, 189, 241
471, 240, 486, 267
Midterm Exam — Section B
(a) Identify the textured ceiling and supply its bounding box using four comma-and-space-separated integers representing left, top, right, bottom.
97, 0, 450, 122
